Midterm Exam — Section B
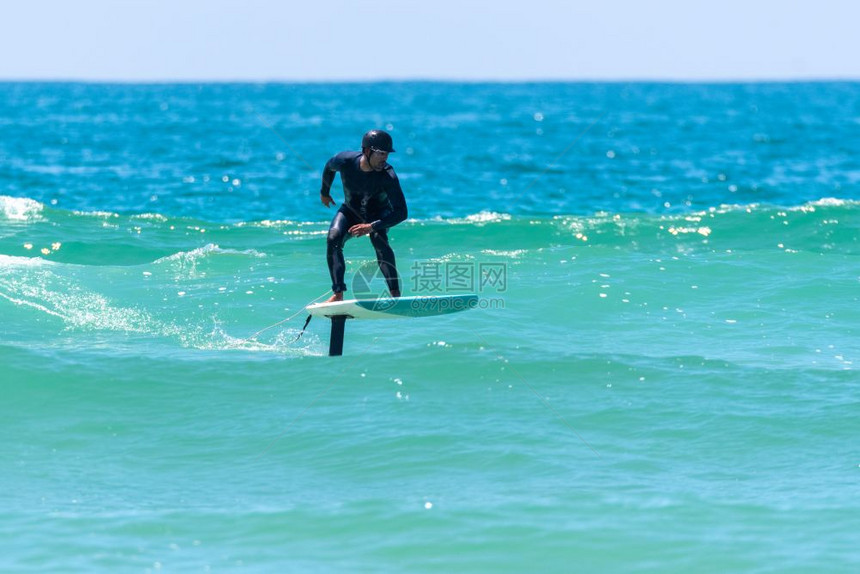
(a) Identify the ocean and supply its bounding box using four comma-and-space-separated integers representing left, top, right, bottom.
1, 81, 858, 572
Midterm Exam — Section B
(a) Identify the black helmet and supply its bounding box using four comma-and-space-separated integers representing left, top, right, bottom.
361, 130, 395, 153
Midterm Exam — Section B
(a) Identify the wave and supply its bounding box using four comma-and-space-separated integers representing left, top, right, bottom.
2, 194, 858, 261
0, 196, 44, 222
153, 243, 267, 264
449, 211, 513, 225
0, 253, 317, 355
3, 193, 857, 227
148, 244, 268, 282
192, 322, 323, 356
0, 265, 177, 335
0, 254, 52, 269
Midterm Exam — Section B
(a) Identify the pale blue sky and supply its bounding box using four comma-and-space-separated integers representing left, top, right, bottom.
2, 0, 858, 81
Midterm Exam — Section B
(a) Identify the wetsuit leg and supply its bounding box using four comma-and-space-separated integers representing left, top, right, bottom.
369, 230, 400, 296
326, 209, 354, 293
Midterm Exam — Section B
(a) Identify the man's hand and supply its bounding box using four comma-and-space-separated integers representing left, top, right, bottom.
321, 193, 335, 208
349, 223, 373, 237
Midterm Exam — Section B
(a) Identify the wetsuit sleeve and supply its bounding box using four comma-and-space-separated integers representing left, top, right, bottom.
320, 154, 345, 197
370, 172, 408, 231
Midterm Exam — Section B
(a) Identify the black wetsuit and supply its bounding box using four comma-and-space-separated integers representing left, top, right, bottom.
321, 151, 408, 294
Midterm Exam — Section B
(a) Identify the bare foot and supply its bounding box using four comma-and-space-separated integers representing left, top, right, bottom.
326, 292, 344, 303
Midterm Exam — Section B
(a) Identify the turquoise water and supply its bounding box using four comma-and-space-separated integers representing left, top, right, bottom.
2, 82, 859, 572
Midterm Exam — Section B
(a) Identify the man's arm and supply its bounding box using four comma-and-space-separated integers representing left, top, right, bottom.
320, 155, 342, 207
349, 181, 407, 237
370, 178, 408, 231
320, 164, 336, 207
320, 191, 336, 208
370, 189, 409, 231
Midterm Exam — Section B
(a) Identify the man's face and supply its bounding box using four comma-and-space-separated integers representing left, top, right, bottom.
368, 149, 389, 170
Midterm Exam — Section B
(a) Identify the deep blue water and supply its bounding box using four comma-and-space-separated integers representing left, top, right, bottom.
1, 82, 859, 573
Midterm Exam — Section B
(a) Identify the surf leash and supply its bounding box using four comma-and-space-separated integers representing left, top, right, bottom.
291, 313, 313, 343
232, 289, 331, 347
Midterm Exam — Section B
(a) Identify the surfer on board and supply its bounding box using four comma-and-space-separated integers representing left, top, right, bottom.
320, 130, 408, 303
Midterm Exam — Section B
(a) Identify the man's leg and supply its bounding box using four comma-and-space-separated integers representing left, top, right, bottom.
369, 230, 400, 297
326, 210, 352, 301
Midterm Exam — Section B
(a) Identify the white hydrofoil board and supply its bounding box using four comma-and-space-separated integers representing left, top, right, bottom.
306, 294, 478, 320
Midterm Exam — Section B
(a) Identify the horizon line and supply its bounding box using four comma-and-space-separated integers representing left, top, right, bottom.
1, 76, 859, 85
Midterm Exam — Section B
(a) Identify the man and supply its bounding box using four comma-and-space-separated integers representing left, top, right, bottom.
320, 129, 408, 303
